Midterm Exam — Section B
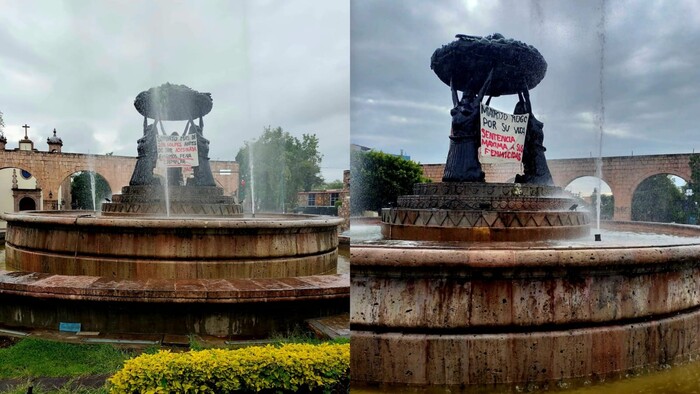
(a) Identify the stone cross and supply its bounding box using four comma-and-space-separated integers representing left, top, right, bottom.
22, 124, 30, 138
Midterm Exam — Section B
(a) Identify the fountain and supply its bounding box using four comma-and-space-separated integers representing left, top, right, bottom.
0, 84, 348, 338
350, 34, 700, 388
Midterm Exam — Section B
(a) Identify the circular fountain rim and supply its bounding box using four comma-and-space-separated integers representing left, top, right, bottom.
351, 242, 700, 269
0, 270, 349, 304
351, 221, 700, 269
1, 210, 344, 229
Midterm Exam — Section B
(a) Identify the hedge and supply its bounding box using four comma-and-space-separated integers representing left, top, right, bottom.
109, 343, 349, 393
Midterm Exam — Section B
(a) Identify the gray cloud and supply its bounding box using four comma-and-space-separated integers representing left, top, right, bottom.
0, 0, 349, 182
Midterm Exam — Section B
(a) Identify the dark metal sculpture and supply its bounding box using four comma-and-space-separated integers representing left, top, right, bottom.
134, 83, 212, 120
442, 71, 492, 182
431, 33, 547, 96
129, 121, 159, 185
513, 91, 553, 185
129, 83, 216, 187
432, 33, 553, 185
188, 120, 217, 187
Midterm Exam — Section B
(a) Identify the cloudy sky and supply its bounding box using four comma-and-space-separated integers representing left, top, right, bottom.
0, 0, 349, 182
352, 0, 700, 191
3, 1, 700, 192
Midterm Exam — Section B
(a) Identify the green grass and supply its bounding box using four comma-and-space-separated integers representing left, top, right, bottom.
0, 338, 128, 379
0, 333, 347, 393
2, 381, 108, 394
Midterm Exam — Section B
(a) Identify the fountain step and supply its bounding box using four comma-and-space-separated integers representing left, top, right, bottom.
412, 182, 572, 198
120, 184, 225, 197
383, 208, 590, 228
110, 194, 237, 204
397, 194, 578, 211
102, 202, 243, 216
383, 181, 590, 242
106, 183, 242, 216
0, 270, 349, 303
306, 312, 350, 340
0, 271, 349, 337
381, 208, 590, 241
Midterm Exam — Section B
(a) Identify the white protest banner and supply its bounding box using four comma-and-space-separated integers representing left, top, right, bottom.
479, 103, 528, 164
157, 133, 199, 168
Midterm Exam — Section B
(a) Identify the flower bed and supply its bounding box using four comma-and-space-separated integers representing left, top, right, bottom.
109, 343, 349, 393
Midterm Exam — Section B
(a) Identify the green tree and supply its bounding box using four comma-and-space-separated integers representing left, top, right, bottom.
236, 126, 324, 212
687, 155, 700, 222
350, 150, 429, 215
690, 154, 700, 194
590, 188, 614, 220
322, 179, 345, 190
631, 174, 685, 223
0, 110, 5, 131
70, 172, 112, 210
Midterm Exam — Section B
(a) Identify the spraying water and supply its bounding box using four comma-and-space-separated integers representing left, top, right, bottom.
160, 159, 171, 217
155, 122, 171, 217
86, 152, 97, 212
595, 0, 607, 235
89, 171, 97, 211
250, 141, 256, 217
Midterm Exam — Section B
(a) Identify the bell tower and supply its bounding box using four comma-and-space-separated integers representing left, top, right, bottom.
47, 128, 63, 153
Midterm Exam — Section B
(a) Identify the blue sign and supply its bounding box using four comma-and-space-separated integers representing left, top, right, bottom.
59, 322, 81, 333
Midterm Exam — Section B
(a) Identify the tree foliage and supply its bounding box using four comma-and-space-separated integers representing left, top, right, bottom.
589, 188, 614, 221
236, 126, 324, 212
350, 150, 429, 215
323, 179, 345, 190
0, 110, 4, 130
631, 174, 685, 223
70, 172, 112, 210
688, 155, 700, 220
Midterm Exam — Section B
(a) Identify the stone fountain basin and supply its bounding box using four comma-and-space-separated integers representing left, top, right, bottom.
0, 210, 349, 337
351, 221, 700, 385
2, 211, 343, 280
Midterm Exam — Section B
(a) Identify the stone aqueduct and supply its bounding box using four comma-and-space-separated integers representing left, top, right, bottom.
0, 149, 239, 211
1, 142, 693, 222
422, 153, 694, 221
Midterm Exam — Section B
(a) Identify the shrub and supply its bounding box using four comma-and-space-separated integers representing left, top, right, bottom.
109, 342, 349, 393
350, 150, 429, 215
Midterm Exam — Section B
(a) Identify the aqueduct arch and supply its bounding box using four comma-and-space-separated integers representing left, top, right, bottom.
421, 153, 694, 221
1, 151, 138, 210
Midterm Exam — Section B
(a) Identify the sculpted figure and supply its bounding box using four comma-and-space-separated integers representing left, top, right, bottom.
513, 91, 554, 185
189, 117, 217, 187
442, 71, 492, 182
129, 118, 159, 186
